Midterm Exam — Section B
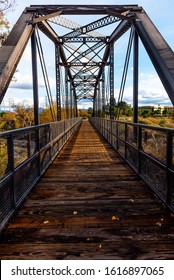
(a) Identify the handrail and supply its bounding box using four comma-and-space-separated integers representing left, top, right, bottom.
0, 118, 82, 232
90, 117, 174, 212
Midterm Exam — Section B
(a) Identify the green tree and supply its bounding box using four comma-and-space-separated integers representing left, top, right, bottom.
116, 101, 132, 116
162, 108, 169, 116
141, 109, 150, 118
87, 107, 93, 115
154, 109, 161, 115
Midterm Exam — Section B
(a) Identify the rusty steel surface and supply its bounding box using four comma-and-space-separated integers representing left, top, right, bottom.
0, 120, 174, 259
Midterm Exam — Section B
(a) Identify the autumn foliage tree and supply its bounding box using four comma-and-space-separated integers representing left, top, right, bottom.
0, 0, 15, 45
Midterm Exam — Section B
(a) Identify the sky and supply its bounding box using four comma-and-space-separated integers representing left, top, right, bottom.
1, 0, 174, 110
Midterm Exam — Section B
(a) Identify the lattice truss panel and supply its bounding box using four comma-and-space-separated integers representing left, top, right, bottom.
47, 14, 121, 102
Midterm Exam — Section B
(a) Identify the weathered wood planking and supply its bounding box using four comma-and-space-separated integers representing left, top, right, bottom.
0, 120, 174, 260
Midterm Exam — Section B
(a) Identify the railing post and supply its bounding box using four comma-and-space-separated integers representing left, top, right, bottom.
166, 131, 173, 206
36, 127, 41, 176
138, 125, 142, 174
125, 123, 127, 159
7, 135, 16, 211
110, 119, 113, 145
116, 121, 118, 151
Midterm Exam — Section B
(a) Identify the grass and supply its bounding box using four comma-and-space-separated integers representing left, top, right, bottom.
119, 116, 174, 129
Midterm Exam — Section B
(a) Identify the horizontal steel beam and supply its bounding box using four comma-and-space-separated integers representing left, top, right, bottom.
27, 5, 143, 15
59, 37, 108, 43
60, 62, 109, 67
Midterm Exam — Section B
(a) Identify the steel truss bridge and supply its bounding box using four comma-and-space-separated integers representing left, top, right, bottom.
0, 5, 174, 259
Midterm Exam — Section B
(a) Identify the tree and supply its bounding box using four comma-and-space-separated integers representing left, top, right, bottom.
116, 101, 132, 116
15, 105, 34, 127
0, 1, 15, 45
0, 1, 15, 12
162, 108, 169, 116
141, 109, 150, 118
0, 111, 17, 131
87, 107, 93, 115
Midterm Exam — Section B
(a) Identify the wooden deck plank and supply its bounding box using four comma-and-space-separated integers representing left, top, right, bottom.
0, 120, 174, 259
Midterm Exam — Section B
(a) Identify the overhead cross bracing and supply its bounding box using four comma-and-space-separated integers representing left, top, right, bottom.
0, 5, 174, 121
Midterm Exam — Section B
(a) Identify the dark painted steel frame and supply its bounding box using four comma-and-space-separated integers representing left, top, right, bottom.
55, 45, 61, 121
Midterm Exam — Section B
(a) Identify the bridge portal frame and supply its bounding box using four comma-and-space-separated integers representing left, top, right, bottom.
0, 4, 174, 122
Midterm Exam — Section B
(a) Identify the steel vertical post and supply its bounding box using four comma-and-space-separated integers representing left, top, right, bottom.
65, 68, 69, 119
31, 29, 39, 126
93, 88, 97, 117
74, 89, 78, 117
70, 79, 73, 119
133, 30, 139, 124
98, 82, 101, 117
102, 69, 105, 118
110, 44, 114, 120
55, 44, 61, 121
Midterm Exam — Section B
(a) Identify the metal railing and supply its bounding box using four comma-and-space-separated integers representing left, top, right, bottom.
90, 117, 174, 212
0, 118, 82, 232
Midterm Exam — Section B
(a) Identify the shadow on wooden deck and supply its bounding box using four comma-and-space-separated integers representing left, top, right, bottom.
0, 120, 174, 259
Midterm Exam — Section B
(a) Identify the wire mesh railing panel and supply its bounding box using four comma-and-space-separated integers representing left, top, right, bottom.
15, 163, 31, 206
111, 121, 117, 136
141, 128, 167, 164
13, 132, 32, 168
40, 148, 52, 173
169, 172, 174, 209
118, 122, 125, 140
52, 141, 59, 157
140, 153, 167, 201
126, 145, 139, 171
39, 125, 50, 149
0, 178, 13, 230
126, 124, 138, 148
118, 139, 125, 157
0, 136, 10, 179
50, 120, 64, 140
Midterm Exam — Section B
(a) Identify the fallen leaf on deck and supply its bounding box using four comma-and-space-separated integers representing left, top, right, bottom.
73, 211, 78, 215
156, 222, 162, 227
99, 244, 102, 248
43, 221, 49, 224
112, 215, 119, 221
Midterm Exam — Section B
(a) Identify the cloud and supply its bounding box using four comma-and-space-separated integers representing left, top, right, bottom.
9, 71, 56, 90
78, 100, 93, 109
115, 73, 172, 106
